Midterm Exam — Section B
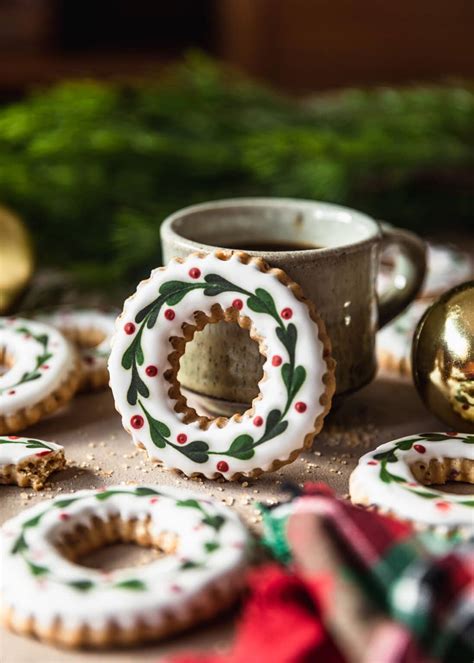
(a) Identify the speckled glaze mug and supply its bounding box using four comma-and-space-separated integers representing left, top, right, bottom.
161, 198, 426, 413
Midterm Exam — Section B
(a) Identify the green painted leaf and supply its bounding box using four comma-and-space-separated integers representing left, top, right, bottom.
11, 533, 27, 554
374, 450, 398, 463
68, 579, 94, 591
134, 487, 160, 497
459, 500, 474, 507
95, 489, 133, 501
419, 433, 454, 441
202, 274, 246, 297
227, 434, 254, 460
121, 342, 136, 370
181, 560, 202, 570
281, 363, 292, 392
265, 409, 282, 435
159, 280, 188, 296
256, 409, 288, 445
23, 513, 44, 528
276, 323, 297, 358
139, 401, 170, 447
260, 420, 288, 443
180, 440, 209, 464
127, 364, 149, 406
28, 561, 49, 576
247, 288, 278, 318
202, 514, 225, 532
380, 462, 405, 483
290, 365, 306, 399
54, 498, 80, 508
395, 439, 417, 450
35, 334, 49, 347
406, 489, 439, 499
204, 541, 220, 553
177, 499, 202, 509
114, 579, 146, 590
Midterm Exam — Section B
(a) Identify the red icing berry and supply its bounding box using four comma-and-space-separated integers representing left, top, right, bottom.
217, 461, 229, 473
149, 497, 159, 504
232, 299, 243, 310
295, 401, 307, 413
42, 365, 49, 370
253, 416, 263, 427
36, 450, 51, 457
59, 513, 70, 521
8, 390, 15, 395
367, 460, 378, 466
281, 307, 293, 320
177, 433, 187, 444
189, 267, 201, 279
272, 355, 282, 367
414, 444, 426, 454
124, 322, 135, 335
145, 365, 158, 377
164, 309, 175, 320
130, 415, 144, 429
8, 436, 19, 440
446, 431, 458, 436
435, 501, 450, 511
171, 584, 182, 593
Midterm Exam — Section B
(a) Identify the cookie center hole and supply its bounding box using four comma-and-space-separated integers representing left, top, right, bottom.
0, 348, 14, 376
79, 542, 165, 572
410, 458, 473, 491
177, 320, 265, 418
56, 516, 178, 572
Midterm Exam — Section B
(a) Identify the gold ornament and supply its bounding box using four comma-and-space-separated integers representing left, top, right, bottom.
0, 206, 34, 314
412, 281, 474, 432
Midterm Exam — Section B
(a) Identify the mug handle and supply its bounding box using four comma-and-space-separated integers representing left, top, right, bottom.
377, 223, 427, 329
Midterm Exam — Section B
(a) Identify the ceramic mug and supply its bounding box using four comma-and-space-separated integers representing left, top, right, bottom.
160, 198, 426, 413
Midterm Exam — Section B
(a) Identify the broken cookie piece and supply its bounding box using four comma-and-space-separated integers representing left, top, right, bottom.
0, 436, 66, 490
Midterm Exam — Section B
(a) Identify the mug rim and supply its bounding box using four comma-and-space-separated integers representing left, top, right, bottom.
161, 197, 382, 257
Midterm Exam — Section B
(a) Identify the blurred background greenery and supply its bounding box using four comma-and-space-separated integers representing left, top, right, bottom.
0, 1, 473, 299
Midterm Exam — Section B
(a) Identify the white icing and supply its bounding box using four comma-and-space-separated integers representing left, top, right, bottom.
377, 300, 433, 366
0, 318, 75, 416
38, 310, 116, 377
0, 436, 63, 467
350, 433, 474, 529
0, 485, 251, 631
108, 253, 329, 478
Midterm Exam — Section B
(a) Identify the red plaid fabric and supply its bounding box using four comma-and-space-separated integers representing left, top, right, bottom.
263, 483, 474, 663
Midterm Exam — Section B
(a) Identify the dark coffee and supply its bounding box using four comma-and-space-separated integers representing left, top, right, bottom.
223, 240, 324, 252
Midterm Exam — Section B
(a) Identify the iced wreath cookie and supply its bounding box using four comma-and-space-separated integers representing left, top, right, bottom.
38, 309, 116, 392
0, 436, 65, 490
377, 300, 433, 375
350, 433, 474, 535
0, 318, 80, 434
0, 485, 251, 648
108, 251, 335, 479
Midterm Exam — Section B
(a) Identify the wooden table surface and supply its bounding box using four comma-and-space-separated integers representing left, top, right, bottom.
1, 367, 450, 663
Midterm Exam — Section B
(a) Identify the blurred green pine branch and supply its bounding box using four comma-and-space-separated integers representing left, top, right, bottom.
0, 53, 472, 292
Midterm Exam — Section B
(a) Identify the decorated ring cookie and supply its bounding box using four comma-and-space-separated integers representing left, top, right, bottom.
1, 485, 251, 648
108, 251, 335, 479
0, 436, 65, 490
350, 432, 474, 535
38, 309, 116, 392
0, 318, 80, 434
